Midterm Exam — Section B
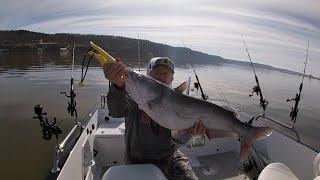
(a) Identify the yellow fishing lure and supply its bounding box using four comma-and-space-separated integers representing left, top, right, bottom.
89, 41, 115, 65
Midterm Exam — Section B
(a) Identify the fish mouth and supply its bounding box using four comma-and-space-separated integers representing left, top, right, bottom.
124, 70, 139, 92
124, 71, 145, 104
126, 70, 156, 105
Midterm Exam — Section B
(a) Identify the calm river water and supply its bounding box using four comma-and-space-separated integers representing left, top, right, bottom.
1, 52, 319, 179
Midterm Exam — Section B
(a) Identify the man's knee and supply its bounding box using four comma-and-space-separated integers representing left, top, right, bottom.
173, 160, 199, 180
170, 150, 199, 180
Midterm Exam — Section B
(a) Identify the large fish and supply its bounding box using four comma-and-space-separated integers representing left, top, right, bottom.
124, 70, 272, 161
87, 41, 272, 160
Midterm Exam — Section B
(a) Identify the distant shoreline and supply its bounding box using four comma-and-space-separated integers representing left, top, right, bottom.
0, 29, 319, 80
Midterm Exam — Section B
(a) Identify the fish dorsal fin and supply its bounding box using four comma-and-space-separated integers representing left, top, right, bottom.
174, 81, 187, 94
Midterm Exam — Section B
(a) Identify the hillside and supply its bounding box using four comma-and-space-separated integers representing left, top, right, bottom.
0, 30, 317, 79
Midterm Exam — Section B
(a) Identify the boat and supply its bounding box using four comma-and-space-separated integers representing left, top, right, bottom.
35, 42, 319, 180
33, 80, 318, 180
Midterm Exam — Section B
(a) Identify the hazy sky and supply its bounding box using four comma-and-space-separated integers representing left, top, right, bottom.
1, 0, 319, 75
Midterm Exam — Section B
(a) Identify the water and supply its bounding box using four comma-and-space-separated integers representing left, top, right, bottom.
1, 52, 319, 179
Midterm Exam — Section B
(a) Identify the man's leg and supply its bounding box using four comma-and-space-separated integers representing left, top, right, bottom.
171, 149, 199, 180
157, 149, 199, 180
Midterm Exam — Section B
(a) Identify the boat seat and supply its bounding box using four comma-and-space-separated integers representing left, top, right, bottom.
101, 164, 167, 180
258, 163, 298, 180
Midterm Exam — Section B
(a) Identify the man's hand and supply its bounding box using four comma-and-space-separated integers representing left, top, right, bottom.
187, 120, 206, 135
103, 58, 125, 88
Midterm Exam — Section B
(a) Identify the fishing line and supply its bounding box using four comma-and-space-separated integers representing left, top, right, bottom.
80, 48, 97, 83
80, 48, 92, 81
137, 33, 141, 72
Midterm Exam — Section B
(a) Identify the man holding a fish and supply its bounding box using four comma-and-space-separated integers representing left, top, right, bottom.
104, 57, 202, 180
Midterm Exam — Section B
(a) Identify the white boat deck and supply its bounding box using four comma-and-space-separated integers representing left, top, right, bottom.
193, 152, 247, 180
93, 109, 249, 179
53, 106, 319, 180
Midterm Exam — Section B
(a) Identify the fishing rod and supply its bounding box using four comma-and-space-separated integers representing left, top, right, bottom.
242, 36, 268, 114
138, 33, 141, 72
182, 42, 208, 100
287, 41, 309, 127
60, 42, 78, 121
191, 65, 208, 100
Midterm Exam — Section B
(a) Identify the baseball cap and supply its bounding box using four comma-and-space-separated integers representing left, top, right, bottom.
147, 57, 175, 75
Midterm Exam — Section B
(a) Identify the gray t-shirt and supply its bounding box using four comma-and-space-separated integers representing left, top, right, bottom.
107, 84, 173, 161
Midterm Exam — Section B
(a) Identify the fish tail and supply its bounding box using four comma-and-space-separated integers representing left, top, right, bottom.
240, 126, 272, 161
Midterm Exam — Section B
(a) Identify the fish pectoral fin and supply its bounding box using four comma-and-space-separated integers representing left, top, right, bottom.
206, 130, 237, 139
174, 81, 188, 94
240, 126, 272, 161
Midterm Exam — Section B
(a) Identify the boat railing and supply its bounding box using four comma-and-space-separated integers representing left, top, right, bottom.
47, 104, 99, 179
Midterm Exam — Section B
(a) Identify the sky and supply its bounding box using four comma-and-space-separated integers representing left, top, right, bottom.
1, 0, 319, 75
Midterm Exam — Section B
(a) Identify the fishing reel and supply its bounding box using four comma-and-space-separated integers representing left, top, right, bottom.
193, 82, 200, 91
289, 107, 298, 122
60, 90, 77, 116
259, 98, 268, 109
249, 85, 268, 110
286, 93, 300, 103
191, 82, 208, 100
60, 78, 77, 118
33, 104, 62, 141
287, 93, 300, 122
249, 85, 260, 97
201, 93, 209, 100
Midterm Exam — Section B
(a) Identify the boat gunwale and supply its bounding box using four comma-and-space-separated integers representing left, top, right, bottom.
47, 103, 99, 180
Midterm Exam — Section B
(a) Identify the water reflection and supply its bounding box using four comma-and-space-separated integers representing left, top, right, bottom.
1, 52, 319, 179
175, 65, 320, 150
